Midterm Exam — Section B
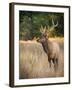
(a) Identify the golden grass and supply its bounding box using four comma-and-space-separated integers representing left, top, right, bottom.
19, 38, 64, 79
49, 37, 64, 43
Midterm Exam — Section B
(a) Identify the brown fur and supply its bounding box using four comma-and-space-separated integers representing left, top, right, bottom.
37, 34, 60, 71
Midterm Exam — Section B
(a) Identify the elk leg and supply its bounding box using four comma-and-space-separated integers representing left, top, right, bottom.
51, 58, 56, 71
56, 58, 58, 69
52, 58, 55, 64
54, 58, 58, 72
48, 57, 51, 68
48, 54, 53, 68
52, 58, 56, 71
49, 60, 51, 68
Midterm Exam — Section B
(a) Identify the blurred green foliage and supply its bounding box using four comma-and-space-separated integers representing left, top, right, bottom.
19, 11, 64, 40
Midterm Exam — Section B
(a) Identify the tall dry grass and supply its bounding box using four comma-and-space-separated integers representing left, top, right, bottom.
19, 38, 64, 79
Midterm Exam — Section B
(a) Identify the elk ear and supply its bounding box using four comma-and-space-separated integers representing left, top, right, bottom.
43, 29, 48, 39
45, 29, 49, 38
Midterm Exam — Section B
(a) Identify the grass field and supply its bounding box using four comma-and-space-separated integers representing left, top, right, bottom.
19, 38, 64, 79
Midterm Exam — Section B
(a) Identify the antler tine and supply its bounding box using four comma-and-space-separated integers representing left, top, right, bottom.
40, 25, 43, 33
55, 21, 58, 27
40, 25, 46, 34
44, 26, 46, 33
52, 19, 54, 26
52, 19, 58, 27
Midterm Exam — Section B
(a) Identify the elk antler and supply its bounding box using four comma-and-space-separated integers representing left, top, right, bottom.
40, 25, 43, 33
52, 19, 58, 28
40, 25, 47, 34
48, 19, 58, 32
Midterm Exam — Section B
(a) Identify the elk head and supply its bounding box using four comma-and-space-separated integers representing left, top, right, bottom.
37, 19, 58, 42
36, 25, 48, 47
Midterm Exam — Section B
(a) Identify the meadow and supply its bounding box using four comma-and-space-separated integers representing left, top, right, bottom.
19, 37, 64, 79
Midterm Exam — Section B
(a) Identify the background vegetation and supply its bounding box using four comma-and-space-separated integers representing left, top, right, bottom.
19, 11, 64, 40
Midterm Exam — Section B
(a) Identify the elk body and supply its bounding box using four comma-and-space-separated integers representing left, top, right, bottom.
37, 20, 60, 71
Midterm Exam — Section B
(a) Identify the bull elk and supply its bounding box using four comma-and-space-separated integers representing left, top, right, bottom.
37, 19, 60, 71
